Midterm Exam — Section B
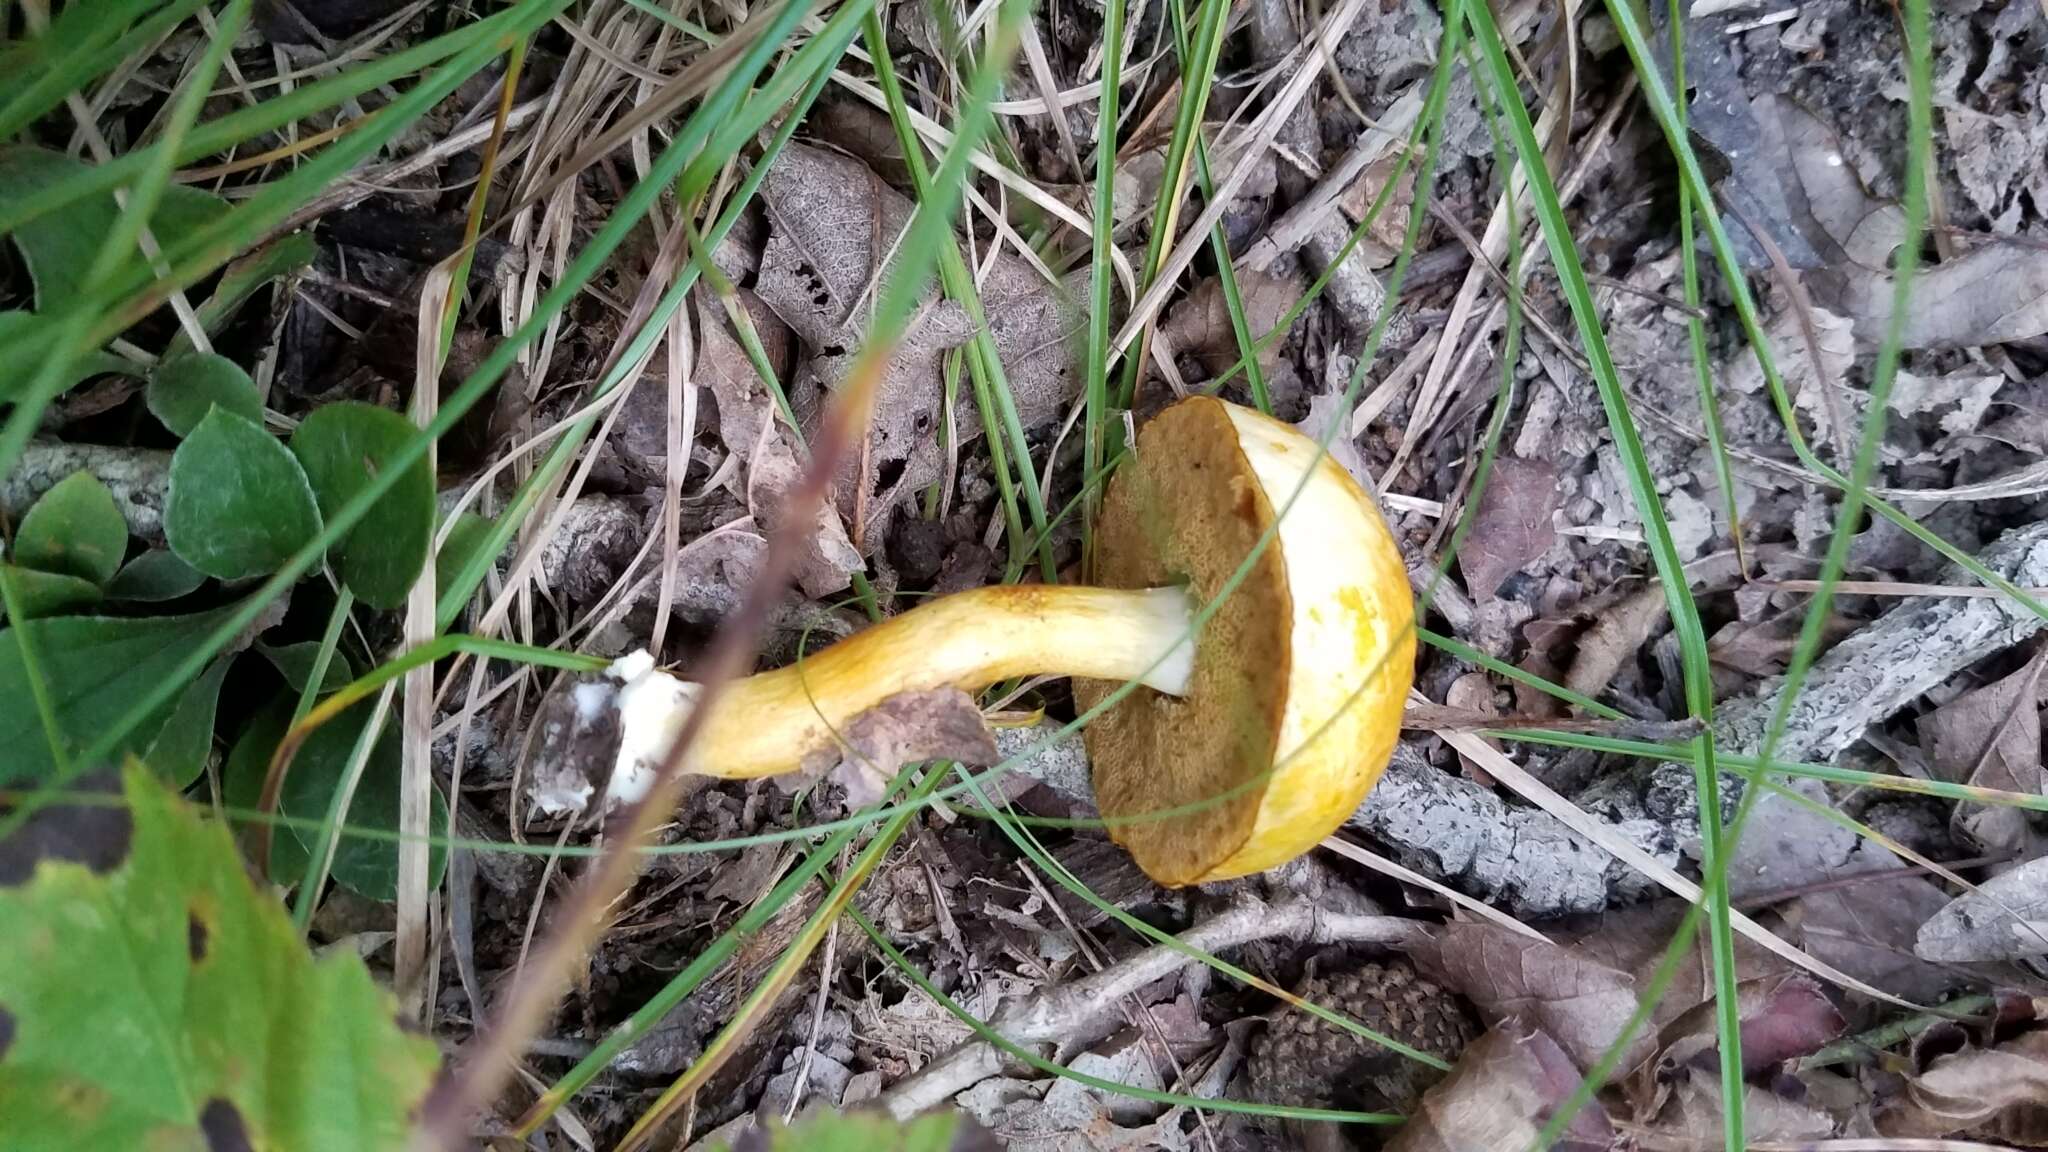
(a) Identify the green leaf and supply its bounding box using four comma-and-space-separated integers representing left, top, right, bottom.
146, 351, 262, 438
289, 402, 433, 610
708, 1111, 977, 1152
0, 764, 441, 1149
0, 604, 240, 785
436, 508, 499, 586
105, 550, 206, 602
143, 657, 232, 787
0, 563, 101, 621
0, 311, 137, 404
224, 696, 447, 902
13, 470, 127, 586
0, 145, 229, 308
224, 703, 308, 880
187, 231, 318, 345
165, 408, 322, 580
257, 640, 353, 697
435, 510, 497, 591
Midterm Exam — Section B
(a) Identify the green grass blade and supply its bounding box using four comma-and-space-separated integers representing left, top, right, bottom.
1459, 6, 1744, 1148
437, 38, 848, 626
50, 0, 819, 776
859, 10, 1057, 581
0, 0, 213, 140
1080, 0, 1129, 569
0, 6, 523, 239
1165, 0, 1273, 413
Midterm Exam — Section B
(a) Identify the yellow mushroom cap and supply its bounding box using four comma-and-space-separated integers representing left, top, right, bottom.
1077, 396, 1415, 886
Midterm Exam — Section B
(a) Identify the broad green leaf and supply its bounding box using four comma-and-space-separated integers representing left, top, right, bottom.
13, 470, 127, 585
187, 231, 318, 346
0, 311, 137, 404
0, 605, 238, 784
0, 764, 440, 1150
0, 563, 101, 621
224, 703, 309, 881
435, 510, 497, 590
165, 408, 322, 580
0, 145, 229, 308
105, 549, 206, 601
289, 402, 433, 610
143, 657, 232, 787
708, 1111, 979, 1152
257, 640, 353, 697
224, 696, 447, 902
146, 351, 262, 438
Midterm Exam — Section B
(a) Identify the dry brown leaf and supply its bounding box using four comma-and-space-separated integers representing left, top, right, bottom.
1382, 1022, 1614, 1152
1337, 153, 1417, 268
1724, 299, 1857, 436
703, 842, 788, 906
1782, 877, 1961, 1004
1456, 456, 1558, 603
1291, 388, 1377, 492
1916, 855, 2048, 963
754, 143, 1082, 551
692, 290, 799, 468
1915, 652, 2046, 852
1554, 900, 1793, 1035
1445, 672, 1500, 785
1889, 367, 2007, 439
800, 687, 998, 806
1627, 974, 1845, 1120
1410, 921, 1650, 1072
1877, 1027, 2048, 1145
1564, 585, 1667, 700
1770, 95, 1903, 268
1640, 1077, 1836, 1149
1157, 269, 1301, 375
1764, 95, 2048, 352
745, 427, 863, 599
1827, 241, 2048, 351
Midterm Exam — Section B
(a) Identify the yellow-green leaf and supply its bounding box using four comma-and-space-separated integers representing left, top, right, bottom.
0, 764, 440, 1150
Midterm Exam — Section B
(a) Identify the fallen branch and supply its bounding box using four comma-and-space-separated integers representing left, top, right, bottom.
2, 440, 171, 542
1713, 519, 2048, 763
878, 896, 1425, 1117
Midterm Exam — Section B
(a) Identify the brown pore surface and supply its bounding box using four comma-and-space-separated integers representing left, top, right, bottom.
1076, 397, 1293, 886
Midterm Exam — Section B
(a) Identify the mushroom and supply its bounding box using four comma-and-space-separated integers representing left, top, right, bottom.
552, 396, 1414, 886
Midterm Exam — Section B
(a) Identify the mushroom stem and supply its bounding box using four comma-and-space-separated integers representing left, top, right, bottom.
612, 583, 1196, 796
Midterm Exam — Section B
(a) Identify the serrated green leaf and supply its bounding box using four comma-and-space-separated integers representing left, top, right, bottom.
0, 764, 441, 1150
289, 402, 433, 609
257, 640, 353, 697
165, 407, 322, 580
0, 604, 238, 785
105, 549, 206, 602
0, 145, 229, 308
709, 1110, 978, 1152
224, 695, 447, 902
143, 657, 232, 787
0, 563, 101, 621
0, 311, 137, 404
13, 470, 127, 586
146, 351, 262, 438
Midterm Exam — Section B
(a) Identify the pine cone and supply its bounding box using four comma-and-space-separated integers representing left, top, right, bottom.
1245, 960, 1476, 1121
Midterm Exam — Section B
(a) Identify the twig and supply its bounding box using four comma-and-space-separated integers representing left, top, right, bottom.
877, 897, 1424, 1116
